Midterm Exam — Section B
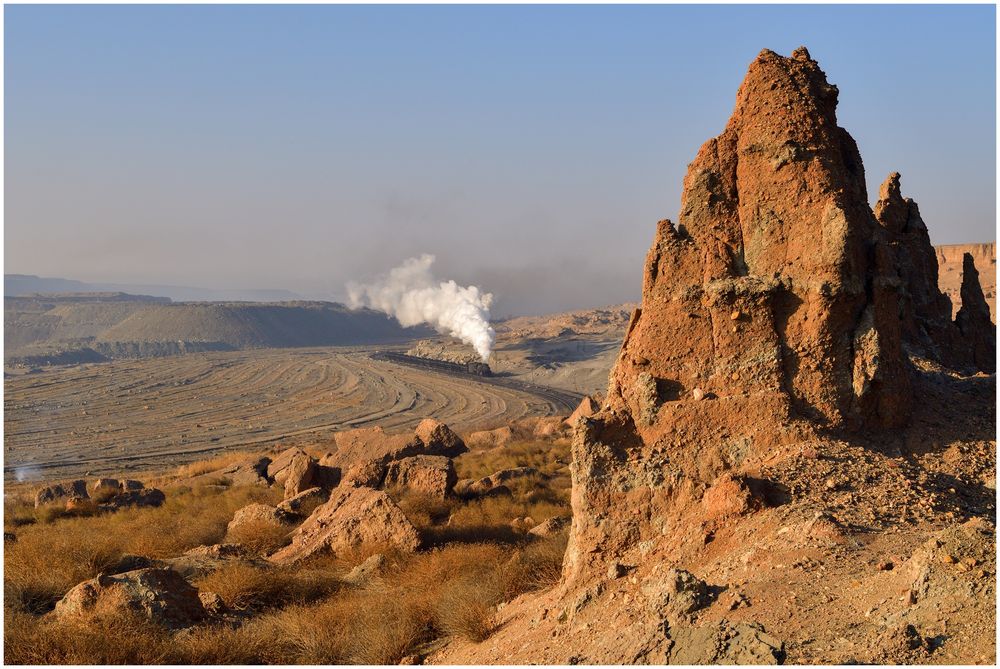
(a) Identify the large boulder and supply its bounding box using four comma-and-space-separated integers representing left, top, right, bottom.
217, 456, 272, 487
53, 568, 207, 630
34, 480, 88, 508
413, 418, 467, 457
325, 419, 467, 471
383, 455, 457, 498
269, 487, 420, 564
565, 395, 600, 427
267, 447, 310, 485
283, 452, 317, 498
226, 503, 297, 537
277, 486, 329, 516
90, 478, 121, 499
465, 426, 514, 450
101, 488, 166, 510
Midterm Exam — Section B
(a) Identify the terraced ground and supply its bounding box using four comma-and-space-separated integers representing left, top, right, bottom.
3, 347, 579, 482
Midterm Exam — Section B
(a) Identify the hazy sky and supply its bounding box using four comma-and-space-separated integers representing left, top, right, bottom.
5, 5, 996, 316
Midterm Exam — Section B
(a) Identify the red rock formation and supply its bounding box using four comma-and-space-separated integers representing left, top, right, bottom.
566, 47, 915, 585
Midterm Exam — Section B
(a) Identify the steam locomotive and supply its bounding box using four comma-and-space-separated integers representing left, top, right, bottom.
371, 351, 493, 377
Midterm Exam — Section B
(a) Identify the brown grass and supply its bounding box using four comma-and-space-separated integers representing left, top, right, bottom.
4, 482, 281, 615
194, 557, 342, 611
223, 518, 293, 556
4, 437, 572, 664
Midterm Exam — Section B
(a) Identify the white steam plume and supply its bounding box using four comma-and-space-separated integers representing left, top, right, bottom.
347, 254, 495, 361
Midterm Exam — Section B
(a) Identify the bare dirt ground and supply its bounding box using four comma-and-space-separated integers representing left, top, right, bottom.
4, 346, 576, 482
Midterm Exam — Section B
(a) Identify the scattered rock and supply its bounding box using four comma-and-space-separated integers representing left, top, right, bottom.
565, 395, 600, 427
277, 487, 329, 516
226, 503, 297, 538
465, 426, 514, 450
283, 452, 317, 499
101, 488, 166, 510
641, 567, 710, 620
34, 480, 88, 508
54, 568, 206, 630
343, 553, 386, 586
383, 455, 457, 498
269, 487, 420, 564
529, 516, 572, 538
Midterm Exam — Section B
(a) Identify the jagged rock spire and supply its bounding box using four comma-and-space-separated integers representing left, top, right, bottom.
956, 253, 996, 373
875, 171, 994, 374
565, 47, 917, 586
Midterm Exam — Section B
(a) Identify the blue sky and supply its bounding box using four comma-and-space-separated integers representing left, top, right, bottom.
5, 4, 996, 315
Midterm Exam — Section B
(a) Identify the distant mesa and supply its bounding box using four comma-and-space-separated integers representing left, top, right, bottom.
5, 292, 430, 366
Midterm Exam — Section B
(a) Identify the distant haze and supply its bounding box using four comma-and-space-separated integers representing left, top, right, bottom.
5, 5, 996, 316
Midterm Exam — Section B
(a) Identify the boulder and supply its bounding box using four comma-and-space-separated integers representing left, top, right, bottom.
217, 456, 271, 487
458, 466, 539, 498
701, 473, 765, 521
34, 480, 88, 508
65, 496, 97, 515
277, 486, 329, 516
165, 543, 259, 579
53, 568, 206, 630
528, 516, 571, 538
342, 553, 386, 586
283, 452, 317, 498
325, 419, 467, 471
267, 447, 311, 486
90, 478, 121, 499
532, 416, 568, 439
465, 426, 514, 450
413, 418, 467, 457
101, 488, 166, 510
383, 455, 457, 498
564, 395, 600, 427
641, 567, 710, 620
226, 503, 297, 538
341, 459, 388, 488
269, 487, 420, 564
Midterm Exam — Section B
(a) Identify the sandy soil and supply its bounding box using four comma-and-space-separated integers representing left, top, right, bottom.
3, 346, 575, 482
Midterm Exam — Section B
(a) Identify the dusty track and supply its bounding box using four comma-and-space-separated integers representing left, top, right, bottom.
4, 347, 577, 481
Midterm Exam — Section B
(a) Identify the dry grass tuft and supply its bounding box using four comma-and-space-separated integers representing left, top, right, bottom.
224, 518, 293, 556
194, 557, 342, 611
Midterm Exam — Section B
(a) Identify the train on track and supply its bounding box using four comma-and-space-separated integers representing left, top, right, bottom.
370, 351, 493, 377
